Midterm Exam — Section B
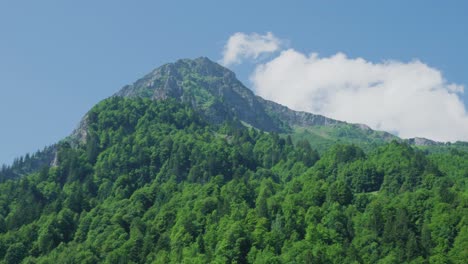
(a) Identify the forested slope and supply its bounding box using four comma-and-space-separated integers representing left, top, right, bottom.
0, 98, 466, 264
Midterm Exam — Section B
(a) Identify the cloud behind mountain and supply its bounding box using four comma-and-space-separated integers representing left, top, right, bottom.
221, 32, 468, 142
221, 32, 282, 66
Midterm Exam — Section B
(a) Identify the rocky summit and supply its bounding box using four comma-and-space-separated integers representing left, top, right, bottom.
113, 57, 348, 131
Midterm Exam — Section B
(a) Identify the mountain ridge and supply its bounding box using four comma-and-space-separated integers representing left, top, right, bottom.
112, 57, 468, 146
110, 57, 395, 139
2, 57, 466, 179
110, 57, 463, 149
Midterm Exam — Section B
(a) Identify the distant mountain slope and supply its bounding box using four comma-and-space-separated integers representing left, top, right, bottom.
0, 145, 56, 182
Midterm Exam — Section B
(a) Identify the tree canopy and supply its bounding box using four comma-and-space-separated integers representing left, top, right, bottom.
0, 97, 466, 263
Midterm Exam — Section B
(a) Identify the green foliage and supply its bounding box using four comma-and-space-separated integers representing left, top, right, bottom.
0, 97, 466, 263
287, 124, 397, 154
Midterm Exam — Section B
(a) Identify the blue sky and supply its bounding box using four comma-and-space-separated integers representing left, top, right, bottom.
1, 1, 467, 165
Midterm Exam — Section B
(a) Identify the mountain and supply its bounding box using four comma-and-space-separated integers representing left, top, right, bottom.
112, 57, 398, 149
114, 56, 339, 131
106, 57, 468, 152
3, 57, 465, 181
0, 57, 467, 263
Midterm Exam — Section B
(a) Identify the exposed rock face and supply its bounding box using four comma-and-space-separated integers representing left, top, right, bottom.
50, 150, 59, 167
70, 114, 89, 145
259, 97, 342, 127
407, 137, 440, 146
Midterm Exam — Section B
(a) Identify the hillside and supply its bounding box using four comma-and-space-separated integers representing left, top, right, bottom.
0, 57, 467, 263
0, 97, 466, 263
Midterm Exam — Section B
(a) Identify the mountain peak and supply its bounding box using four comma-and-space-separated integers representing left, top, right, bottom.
154, 56, 234, 79
114, 57, 236, 99
113, 57, 287, 131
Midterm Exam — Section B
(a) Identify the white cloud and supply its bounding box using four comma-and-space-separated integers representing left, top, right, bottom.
251, 49, 468, 142
221, 32, 281, 66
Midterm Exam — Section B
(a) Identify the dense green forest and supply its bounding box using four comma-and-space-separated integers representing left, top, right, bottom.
0, 97, 467, 263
